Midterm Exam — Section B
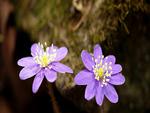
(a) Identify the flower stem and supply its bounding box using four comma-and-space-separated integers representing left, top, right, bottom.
47, 83, 61, 113
100, 103, 105, 113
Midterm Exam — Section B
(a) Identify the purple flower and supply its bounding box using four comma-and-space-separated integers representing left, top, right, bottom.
17, 43, 73, 93
74, 44, 125, 106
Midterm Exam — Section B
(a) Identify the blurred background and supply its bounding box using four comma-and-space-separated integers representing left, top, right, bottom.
0, 0, 150, 113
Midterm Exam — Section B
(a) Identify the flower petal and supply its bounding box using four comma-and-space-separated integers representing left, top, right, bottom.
17, 57, 36, 67
96, 83, 104, 106
54, 47, 68, 61
48, 45, 58, 54
44, 69, 57, 82
31, 43, 43, 56
52, 62, 73, 73
111, 64, 122, 74
81, 50, 95, 71
104, 84, 118, 103
74, 70, 94, 85
103, 55, 116, 64
94, 44, 102, 60
109, 73, 125, 85
32, 71, 44, 93
19, 65, 41, 80
84, 80, 96, 100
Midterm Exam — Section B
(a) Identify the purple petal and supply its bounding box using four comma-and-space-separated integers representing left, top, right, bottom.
103, 55, 116, 64
109, 73, 125, 85
95, 83, 104, 106
44, 69, 57, 82
81, 50, 95, 71
74, 70, 94, 85
84, 81, 96, 100
104, 84, 118, 103
19, 65, 41, 80
52, 62, 73, 73
94, 44, 102, 60
31, 43, 43, 56
17, 57, 36, 67
32, 71, 44, 93
111, 64, 122, 74
54, 47, 68, 61
48, 45, 58, 54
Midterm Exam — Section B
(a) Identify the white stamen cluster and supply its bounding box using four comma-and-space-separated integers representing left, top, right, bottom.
93, 55, 113, 87
34, 43, 57, 67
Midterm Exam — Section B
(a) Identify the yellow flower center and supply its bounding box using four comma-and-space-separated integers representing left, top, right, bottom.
93, 55, 113, 87
34, 43, 57, 67
40, 54, 49, 67
97, 68, 104, 78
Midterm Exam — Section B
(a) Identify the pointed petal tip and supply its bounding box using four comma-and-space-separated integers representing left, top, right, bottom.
17, 57, 35, 67
52, 62, 73, 74
19, 66, 41, 80
95, 83, 104, 106
32, 73, 44, 94
59, 47, 68, 55
85, 97, 91, 101
104, 55, 116, 64
64, 69, 73, 74
17, 58, 24, 66
32, 89, 38, 94
84, 82, 96, 101
54, 47, 68, 61
118, 74, 125, 85
109, 73, 125, 85
81, 50, 87, 57
19, 69, 31, 80
17, 60, 21, 66
44, 69, 57, 83
84, 93, 93, 101
109, 97, 118, 103
81, 50, 95, 71
68, 69, 73, 74
65, 67, 73, 74
112, 64, 122, 75
19, 74, 26, 80
122, 76, 125, 84
94, 44, 101, 49
31, 43, 38, 50
31, 43, 43, 56
104, 84, 118, 103
97, 102, 103, 106
81, 50, 87, 56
